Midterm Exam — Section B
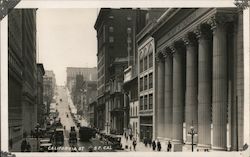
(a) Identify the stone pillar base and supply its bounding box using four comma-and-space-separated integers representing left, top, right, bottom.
197, 144, 211, 148
211, 146, 227, 151
185, 141, 198, 145
172, 139, 183, 144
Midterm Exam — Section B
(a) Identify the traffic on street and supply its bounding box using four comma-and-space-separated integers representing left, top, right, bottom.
37, 86, 120, 152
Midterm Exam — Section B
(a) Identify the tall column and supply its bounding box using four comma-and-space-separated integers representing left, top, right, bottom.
163, 49, 173, 140
195, 24, 212, 148
171, 43, 185, 143
156, 52, 165, 138
183, 34, 198, 144
209, 15, 229, 150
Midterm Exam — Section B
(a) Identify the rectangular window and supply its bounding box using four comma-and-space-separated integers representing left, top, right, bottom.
140, 77, 143, 92
149, 73, 153, 89
149, 53, 153, 68
144, 75, 148, 90
136, 106, 137, 116
144, 56, 148, 71
144, 95, 148, 110
127, 16, 132, 21
127, 37, 132, 43
109, 36, 114, 43
132, 106, 134, 116
127, 27, 132, 34
109, 15, 114, 19
149, 94, 153, 109
140, 96, 143, 110
140, 59, 143, 73
109, 26, 114, 32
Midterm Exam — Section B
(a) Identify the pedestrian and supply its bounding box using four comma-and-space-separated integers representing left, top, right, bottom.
21, 139, 27, 152
157, 141, 161, 151
126, 135, 128, 142
26, 142, 31, 152
144, 137, 148, 147
148, 138, 152, 148
167, 141, 172, 152
129, 134, 133, 140
132, 139, 137, 151
152, 140, 156, 151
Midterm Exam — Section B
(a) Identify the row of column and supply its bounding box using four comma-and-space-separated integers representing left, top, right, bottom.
156, 14, 233, 150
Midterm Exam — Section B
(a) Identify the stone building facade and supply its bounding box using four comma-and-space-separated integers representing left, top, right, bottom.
8, 9, 24, 144
137, 38, 155, 141
66, 67, 97, 93
43, 70, 56, 115
37, 64, 45, 126
94, 8, 147, 133
136, 8, 168, 141
8, 9, 38, 145
148, 8, 244, 151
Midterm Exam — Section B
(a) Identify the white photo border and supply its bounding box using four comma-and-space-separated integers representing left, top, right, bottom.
1, 0, 249, 157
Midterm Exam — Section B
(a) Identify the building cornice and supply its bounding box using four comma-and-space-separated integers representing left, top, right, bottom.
154, 8, 237, 52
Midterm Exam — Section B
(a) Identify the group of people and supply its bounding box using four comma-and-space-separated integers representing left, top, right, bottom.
150, 140, 172, 152
125, 134, 172, 152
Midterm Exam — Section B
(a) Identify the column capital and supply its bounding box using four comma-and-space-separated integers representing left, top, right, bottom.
162, 48, 173, 59
155, 51, 164, 62
169, 42, 186, 55
207, 13, 236, 31
169, 45, 176, 54
182, 33, 197, 47
193, 24, 212, 41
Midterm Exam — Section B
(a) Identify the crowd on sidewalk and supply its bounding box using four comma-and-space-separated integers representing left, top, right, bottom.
120, 131, 172, 152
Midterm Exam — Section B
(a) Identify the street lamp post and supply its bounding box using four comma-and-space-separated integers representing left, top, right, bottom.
188, 123, 197, 152
36, 123, 40, 151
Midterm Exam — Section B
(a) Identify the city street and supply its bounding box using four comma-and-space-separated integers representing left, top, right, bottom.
7, 7, 247, 153
54, 86, 109, 152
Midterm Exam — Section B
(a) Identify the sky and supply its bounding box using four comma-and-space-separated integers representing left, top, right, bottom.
37, 9, 98, 85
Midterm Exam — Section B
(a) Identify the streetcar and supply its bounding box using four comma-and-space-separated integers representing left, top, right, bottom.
54, 128, 64, 146
69, 126, 77, 147
79, 126, 96, 141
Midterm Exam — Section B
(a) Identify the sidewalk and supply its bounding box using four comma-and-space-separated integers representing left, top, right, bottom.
120, 136, 157, 152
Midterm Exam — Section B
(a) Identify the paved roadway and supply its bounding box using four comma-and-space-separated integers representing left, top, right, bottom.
54, 86, 110, 152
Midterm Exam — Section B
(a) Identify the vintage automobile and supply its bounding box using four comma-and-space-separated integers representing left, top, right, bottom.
107, 135, 122, 150
53, 128, 64, 146
79, 126, 96, 141
69, 126, 77, 147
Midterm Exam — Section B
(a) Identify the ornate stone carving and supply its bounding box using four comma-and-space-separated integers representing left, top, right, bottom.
207, 15, 217, 30
193, 26, 202, 38
169, 45, 176, 54
193, 24, 212, 40
182, 33, 197, 46
207, 13, 236, 31
162, 48, 173, 59
155, 51, 164, 62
